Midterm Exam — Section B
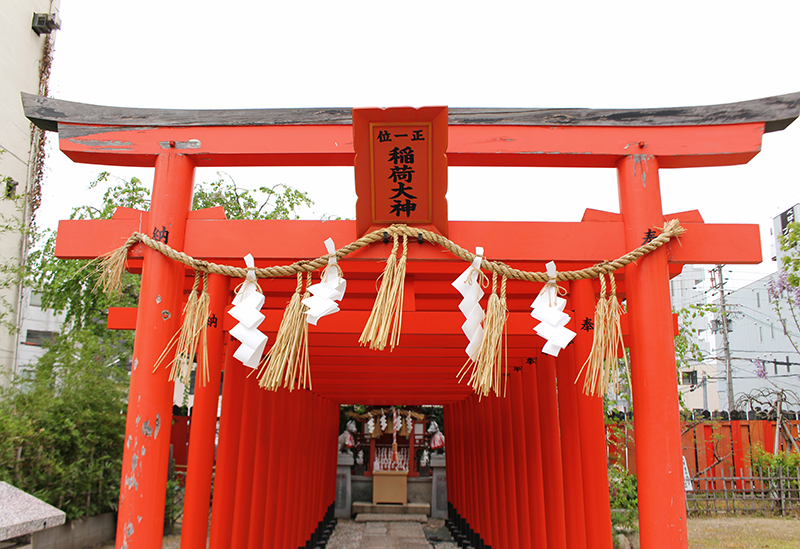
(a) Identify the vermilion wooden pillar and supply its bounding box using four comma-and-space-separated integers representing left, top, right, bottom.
475, 396, 496, 547
116, 153, 195, 549
305, 393, 321, 544
326, 398, 339, 522
180, 273, 228, 549
261, 388, 285, 546
457, 399, 474, 538
572, 278, 613, 549
485, 397, 509, 548
508, 376, 532, 547
520, 361, 548, 548
246, 389, 275, 547
276, 390, 302, 548
495, 394, 520, 548
288, 390, 309, 547
229, 374, 261, 548
617, 154, 688, 549
208, 340, 244, 548
442, 404, 457, 510
536, 355, 567, 549
555, 313, 588, 548
451, 400, 472, 539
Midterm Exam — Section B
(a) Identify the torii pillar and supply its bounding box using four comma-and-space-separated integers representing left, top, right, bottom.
116, 152, 195, 549
618, 155, 686, 546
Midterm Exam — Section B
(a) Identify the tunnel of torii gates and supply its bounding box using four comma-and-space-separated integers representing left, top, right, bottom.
23, 92, 800, 549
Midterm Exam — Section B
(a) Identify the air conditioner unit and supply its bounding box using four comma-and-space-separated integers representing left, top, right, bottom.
32, 12, 61, 35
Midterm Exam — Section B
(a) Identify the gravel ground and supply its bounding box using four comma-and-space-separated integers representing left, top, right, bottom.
327, 518, 457, 549
97, 516, 800, 548
687, 516, 800, 549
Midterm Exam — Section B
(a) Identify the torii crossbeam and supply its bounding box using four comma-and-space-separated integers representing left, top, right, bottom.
24, 92, 799, 549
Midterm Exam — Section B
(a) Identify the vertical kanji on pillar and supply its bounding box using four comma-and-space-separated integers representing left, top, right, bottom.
572, 278, 614, 549
555, 305, 589, 548
181, 273, 228, 549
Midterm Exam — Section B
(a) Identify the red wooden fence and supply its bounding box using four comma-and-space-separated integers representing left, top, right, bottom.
607, 420, 800, 480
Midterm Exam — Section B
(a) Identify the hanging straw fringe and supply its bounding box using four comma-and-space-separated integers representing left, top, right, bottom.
92, 221, 686, 399
153, 271, 211, 387
576, 271, 629, 396
95, 234, 142, 296
258, 272, 311, 391
359, 235, 408, 351
458, 272, 509, 399
388, 235, 408, 350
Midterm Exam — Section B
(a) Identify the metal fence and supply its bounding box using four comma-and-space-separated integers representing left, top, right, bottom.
686, 467, 800, 516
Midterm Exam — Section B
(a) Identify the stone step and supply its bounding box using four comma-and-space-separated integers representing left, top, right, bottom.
354, 512, 428, 523
353, 502, 430, 517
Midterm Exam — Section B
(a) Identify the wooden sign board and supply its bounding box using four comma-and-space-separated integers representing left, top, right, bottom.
353, 106, 448, 237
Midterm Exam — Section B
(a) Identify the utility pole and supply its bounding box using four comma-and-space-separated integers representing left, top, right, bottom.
711, 265, 735, 412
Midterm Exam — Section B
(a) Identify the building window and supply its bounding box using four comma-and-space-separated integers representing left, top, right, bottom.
24, 330, 56, 346
756, 291, 761, 308
771, 323, 775, 339
759, 326, 763, 342
681, 371, 698, 386
30, 292, 43, 307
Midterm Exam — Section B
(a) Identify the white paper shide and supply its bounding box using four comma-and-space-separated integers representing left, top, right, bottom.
229, 253, 268, 368
303, 238, 346, 325
531, 261, 576, 356
452, 247, 486, 360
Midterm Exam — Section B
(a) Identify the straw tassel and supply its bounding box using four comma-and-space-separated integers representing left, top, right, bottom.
388, 235, 408, 350
458, 272, 509, 398
576, 271, 629, 396
605, 272, 629, 393
153, 271, 211, 387
95, 234, 141, 297
360, 234, 408, 351
258, 271, 312, 391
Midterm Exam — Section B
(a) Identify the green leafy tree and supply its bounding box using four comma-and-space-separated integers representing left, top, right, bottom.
0, 172, 312, 520
192, 172, 312, 220
674, 303, 717, 371
0, 331, 128, 519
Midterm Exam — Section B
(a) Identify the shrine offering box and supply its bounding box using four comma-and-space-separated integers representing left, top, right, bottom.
372, 471, 408, 504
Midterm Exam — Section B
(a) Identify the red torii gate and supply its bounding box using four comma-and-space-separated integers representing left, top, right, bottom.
24, 92, 799, 549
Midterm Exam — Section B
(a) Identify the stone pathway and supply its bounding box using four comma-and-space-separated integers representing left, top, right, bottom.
327, 518, 457, 549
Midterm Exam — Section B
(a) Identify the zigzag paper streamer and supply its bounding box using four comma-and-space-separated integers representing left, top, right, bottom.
229, 254, 268, 368
531, 261, 576, 356
452, 247, 485, 359
303, 238, 347, 325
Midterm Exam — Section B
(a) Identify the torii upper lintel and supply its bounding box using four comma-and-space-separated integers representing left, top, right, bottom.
22, 92, 800, 169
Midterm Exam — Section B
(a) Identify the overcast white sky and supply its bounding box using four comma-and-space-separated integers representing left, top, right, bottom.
38, 0, 800, 290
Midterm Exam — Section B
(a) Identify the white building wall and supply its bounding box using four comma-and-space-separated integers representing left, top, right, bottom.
16, 288, 65, 378
670, 265, 720, 411
715, 275, 800, 411
0, 0, 60, 385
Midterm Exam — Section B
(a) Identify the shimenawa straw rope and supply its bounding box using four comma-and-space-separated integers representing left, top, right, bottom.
96, 219, 685, 397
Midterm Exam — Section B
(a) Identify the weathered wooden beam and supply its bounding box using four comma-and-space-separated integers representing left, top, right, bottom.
22, 92, 800, 132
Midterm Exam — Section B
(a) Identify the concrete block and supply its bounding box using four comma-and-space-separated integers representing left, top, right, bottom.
0, 483, 65, 541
